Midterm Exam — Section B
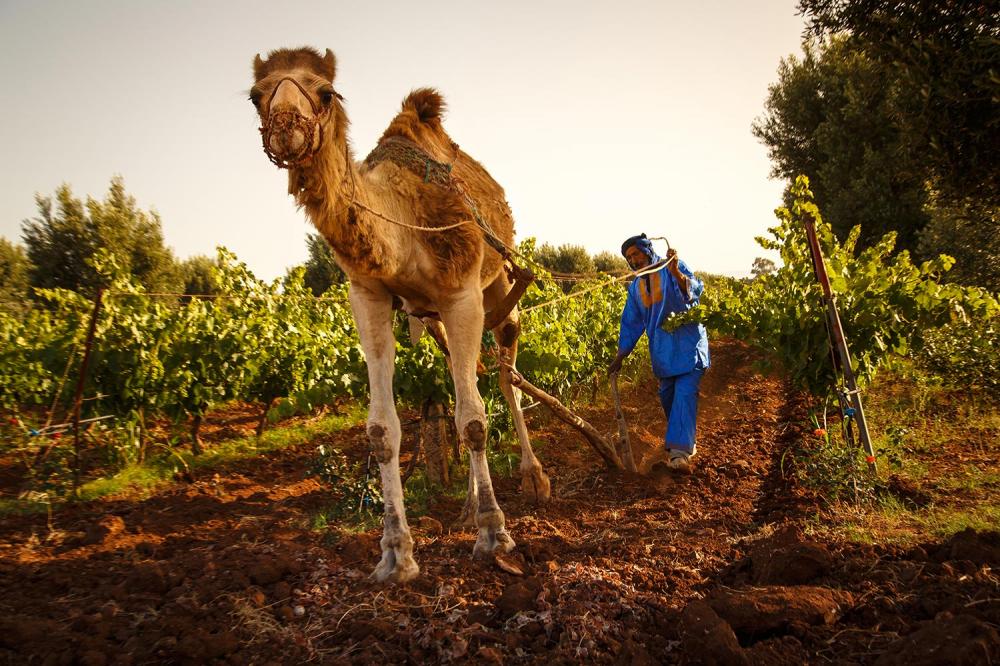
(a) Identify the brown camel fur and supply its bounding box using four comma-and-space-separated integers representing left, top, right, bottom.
250, 47, 550, 583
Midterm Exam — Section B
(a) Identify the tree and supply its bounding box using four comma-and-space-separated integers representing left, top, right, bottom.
533, 243, 559, 273
301, 233, 345, 296
0, 239, 31, 315
798, 0, 999, 207
917, 194, 1000, 293
178, 255, 221, 300
753, 37, 930, 254
593, 251, 628, 274
533, 243, 596, 275
21, 177, 179, 297
751, 257, 777, 279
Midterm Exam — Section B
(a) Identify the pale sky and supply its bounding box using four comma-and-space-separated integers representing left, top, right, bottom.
0, 0, 804, 280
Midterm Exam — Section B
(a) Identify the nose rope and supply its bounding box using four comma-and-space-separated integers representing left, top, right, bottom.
258, 77, 333, 169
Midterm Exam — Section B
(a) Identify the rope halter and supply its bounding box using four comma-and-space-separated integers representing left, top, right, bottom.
258, 76, 335, 169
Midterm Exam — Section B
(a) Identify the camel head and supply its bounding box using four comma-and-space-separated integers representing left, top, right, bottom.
249, 47, 343, 169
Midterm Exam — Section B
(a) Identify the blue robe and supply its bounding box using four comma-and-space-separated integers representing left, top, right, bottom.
618, 259, 710, 452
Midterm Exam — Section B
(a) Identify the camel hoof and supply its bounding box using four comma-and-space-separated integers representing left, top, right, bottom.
521, 466, 552, 503
472, 509, 515, 558
473, 527, 516, 559
370, 550, 420, 584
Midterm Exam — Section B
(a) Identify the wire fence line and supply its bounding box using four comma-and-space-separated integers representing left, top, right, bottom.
2, 240, 676, 315
93, 256, 672, 314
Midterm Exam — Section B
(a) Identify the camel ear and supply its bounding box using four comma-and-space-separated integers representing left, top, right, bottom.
322, 48, 337, 82
253, 53, 265, 80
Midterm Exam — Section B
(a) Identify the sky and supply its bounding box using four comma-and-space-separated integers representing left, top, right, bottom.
0, 0, 805, 281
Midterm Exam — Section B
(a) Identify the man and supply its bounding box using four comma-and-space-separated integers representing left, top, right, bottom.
607, 234, 710, 471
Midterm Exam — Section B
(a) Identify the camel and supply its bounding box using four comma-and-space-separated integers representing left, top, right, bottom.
248, 47, 551, 582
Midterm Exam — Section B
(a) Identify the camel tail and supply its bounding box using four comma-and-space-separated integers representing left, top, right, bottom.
402, 88, 446, 124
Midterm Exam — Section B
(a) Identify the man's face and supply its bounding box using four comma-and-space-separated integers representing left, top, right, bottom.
624, 245, 651, 270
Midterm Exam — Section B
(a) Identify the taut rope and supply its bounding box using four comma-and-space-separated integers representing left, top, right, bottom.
262, 86, 677, 314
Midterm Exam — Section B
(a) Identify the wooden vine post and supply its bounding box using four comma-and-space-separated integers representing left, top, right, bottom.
420, 399, 451, 485
70, 288, 105, 495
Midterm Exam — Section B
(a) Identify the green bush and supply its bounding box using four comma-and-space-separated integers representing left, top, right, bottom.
915, 318, 1000, 401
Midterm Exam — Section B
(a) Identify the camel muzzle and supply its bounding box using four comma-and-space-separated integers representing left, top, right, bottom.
260, 109, 322, 169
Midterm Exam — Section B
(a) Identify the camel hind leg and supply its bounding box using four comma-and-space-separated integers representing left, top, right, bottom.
439, 287, 515, 557
412, 316, 479, 527
495, 312, 551, 503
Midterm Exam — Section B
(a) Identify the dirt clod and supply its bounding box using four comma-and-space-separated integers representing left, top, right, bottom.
934, 528, 1000, 566
708, 586, 853, 638
338, 532, 379, 563
679, 600, 749, 665
476, 646, 504, 664
875, 614, 1000, 665
495, 576, 542, 618
125, 561, 170, 594
417, 516, 444, 535
83, 515, 126, 546
749, 525, 832, 585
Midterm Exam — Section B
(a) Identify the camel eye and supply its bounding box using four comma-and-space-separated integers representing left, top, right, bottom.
249, 91, 262, 108
319, 90, 334, 105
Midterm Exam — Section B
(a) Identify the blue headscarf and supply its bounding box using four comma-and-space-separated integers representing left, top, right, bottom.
621, 233, 661, 263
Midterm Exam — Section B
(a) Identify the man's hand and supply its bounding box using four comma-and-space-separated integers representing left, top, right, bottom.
667, 248, 689, 291
608, 351, 626, 375
666, 248, 681, 274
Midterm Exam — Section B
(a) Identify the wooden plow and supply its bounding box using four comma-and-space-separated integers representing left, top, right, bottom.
502, 363, 639, 474
609, 372, 639, 473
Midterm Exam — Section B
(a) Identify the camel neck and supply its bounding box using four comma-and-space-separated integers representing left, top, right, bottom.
292, 129, 399, 277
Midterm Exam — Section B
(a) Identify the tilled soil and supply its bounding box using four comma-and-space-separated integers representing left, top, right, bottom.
1, 338, 997, 665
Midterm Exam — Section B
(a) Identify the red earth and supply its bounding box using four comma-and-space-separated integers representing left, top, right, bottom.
1, 338, 997, 664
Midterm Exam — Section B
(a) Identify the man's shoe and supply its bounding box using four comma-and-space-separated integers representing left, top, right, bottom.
667, 450, 692, 473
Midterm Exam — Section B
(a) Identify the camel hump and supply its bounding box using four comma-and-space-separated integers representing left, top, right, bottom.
402, 88, 446, 124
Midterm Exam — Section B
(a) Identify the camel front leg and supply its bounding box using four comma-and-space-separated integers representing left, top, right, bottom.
349, 283, 418, 583
495, 315, 551, 503
440, 289, 515, 557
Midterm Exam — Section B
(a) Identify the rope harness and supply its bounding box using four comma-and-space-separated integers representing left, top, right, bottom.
360, 137, 512, 256
360, 135, 535, 328
363, 137, 454, 187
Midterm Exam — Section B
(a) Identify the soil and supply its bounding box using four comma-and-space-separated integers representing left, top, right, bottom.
1, 338, 998, 664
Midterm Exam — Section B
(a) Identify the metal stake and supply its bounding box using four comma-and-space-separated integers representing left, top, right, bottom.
803, 215, 877, 472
